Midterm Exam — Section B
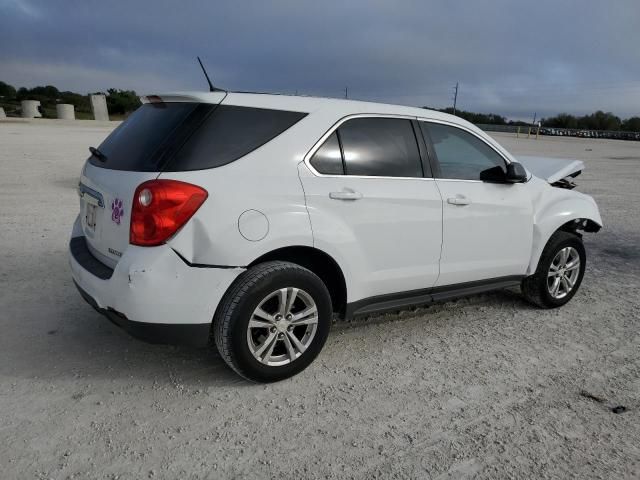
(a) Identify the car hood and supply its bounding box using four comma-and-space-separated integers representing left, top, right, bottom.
517, 155, 585, 184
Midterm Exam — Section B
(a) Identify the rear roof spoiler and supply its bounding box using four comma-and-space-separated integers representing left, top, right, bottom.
140, 91, 227, 105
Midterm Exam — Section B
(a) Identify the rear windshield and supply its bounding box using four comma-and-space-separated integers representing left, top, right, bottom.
90, 102, 307, 171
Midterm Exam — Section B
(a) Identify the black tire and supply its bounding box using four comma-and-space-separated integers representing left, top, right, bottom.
521, 230, 586, 308
213, 261, 332, 382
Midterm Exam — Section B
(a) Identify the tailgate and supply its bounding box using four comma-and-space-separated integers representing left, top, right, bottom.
77, 94, 227, 268
79, 164, 157, 268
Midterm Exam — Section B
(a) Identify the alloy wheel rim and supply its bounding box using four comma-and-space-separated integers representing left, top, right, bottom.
247, 287, 319, 366
547, 246, 581, 299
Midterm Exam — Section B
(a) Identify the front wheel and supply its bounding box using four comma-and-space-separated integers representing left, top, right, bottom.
213, 261, 332, 382
521, 231, 586, 308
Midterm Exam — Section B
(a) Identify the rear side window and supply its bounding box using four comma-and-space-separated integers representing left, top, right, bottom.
338, 118, 423, 177
90, 103, 307, 172
167, 105, 307, 171
90, 102, 202, 171
423, 122, 506, 180
310, 132, 344, 175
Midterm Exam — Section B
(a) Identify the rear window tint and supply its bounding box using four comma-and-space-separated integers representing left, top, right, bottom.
90, 102, 203, 171
90, 103, 307, 172
165, 105, 307, 171
310, 132, 344, 175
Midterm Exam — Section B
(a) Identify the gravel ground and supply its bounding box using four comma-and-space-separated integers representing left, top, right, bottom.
0, 120, 638, 479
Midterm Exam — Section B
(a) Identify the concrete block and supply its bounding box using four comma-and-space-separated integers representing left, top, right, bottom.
0, 107, 6, 119
90, 94, 109, 121
56, 104, 75, 120
21, 100, 42, 118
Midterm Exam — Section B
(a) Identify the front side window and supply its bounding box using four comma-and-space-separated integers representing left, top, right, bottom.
338, 118, 423, 177
423, 122, 506, 180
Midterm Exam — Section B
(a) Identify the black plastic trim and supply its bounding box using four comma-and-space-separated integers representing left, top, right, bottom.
171, 249, 243, 269
73, 281, 210, 347
70, 236, 114, 280
345, 275, 524, 320
417, 121, 442, 178
411, 119, 431, 178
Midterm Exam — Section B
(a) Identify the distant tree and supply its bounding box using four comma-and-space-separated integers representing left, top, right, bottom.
29, 85, 60, 98
577, 110, 621, 131
12, 85, 61, 111
621, 117, 640, 132
53, 91, 89, 111
16, 87, 29, 100
106, 89, 141, 115
542, 113, 578, 129
0, 81, 17, 99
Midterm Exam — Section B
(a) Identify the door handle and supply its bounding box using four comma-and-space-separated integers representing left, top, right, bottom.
447, 195, 471, 206
329, 190, 363, 201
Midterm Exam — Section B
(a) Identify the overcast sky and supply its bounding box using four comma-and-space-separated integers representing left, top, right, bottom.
1, 0, 639, 119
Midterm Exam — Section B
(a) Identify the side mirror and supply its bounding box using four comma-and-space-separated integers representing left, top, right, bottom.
505, 162, 527, 183
479, 165, 507, 183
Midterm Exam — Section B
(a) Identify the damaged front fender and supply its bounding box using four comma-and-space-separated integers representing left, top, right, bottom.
528, 185, 602, 274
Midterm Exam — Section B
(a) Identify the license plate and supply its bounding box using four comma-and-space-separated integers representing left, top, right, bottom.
86, 203, 97, 231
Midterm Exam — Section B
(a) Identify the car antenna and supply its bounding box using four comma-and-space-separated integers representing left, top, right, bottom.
197, 56, 225, 92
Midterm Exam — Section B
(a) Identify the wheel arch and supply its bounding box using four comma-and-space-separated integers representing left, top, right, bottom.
527, 189, 602, 275
248, 246, 348, 317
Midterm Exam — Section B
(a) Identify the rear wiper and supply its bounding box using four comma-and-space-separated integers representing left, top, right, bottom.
89, 146, 107, 162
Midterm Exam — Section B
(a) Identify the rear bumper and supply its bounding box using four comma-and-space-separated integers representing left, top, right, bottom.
74, 280, 212, 347
69, 216, 244, 346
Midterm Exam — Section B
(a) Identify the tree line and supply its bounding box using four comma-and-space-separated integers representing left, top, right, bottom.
0, 81, 141, 117
540, 111, 640, 132
2, 80, 638, 131
427, 106, 640, 133
428, 107, 528, 126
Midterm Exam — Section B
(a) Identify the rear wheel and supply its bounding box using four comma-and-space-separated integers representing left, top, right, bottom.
213, 261, 332, 382
521, 231, 586, 308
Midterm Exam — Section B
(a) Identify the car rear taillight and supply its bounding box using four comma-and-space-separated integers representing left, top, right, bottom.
130, 180, 208, 246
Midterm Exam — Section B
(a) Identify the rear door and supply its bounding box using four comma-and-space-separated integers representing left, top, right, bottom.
298, 116, 443, 302
419, 121, 533, 286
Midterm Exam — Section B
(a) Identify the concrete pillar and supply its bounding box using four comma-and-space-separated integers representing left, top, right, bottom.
56, 103, 75, 120
90, 94, 109, 121
0, 107, 6, 119
21, 100, 42, 118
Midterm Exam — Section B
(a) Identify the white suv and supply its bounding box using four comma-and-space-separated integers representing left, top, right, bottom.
70, 92, 602, 382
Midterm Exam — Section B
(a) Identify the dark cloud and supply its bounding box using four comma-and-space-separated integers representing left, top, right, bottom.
1, 0, 639, 119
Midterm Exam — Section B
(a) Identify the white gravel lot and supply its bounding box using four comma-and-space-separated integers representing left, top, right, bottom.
0, 120, 638, 479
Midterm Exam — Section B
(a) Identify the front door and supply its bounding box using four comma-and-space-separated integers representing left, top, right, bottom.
419, 121, 533, 287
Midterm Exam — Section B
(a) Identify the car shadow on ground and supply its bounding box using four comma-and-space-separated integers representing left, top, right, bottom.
6, 238, 615, 389
6, 275, 530, 389
1, 255, 248, 387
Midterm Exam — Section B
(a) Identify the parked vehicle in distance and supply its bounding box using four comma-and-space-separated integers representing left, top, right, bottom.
69, 92, 602, 382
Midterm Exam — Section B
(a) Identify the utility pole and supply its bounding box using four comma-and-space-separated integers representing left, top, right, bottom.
532, 112, 537, 126
345, 86, 348, 99
452, 82, 459, 115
